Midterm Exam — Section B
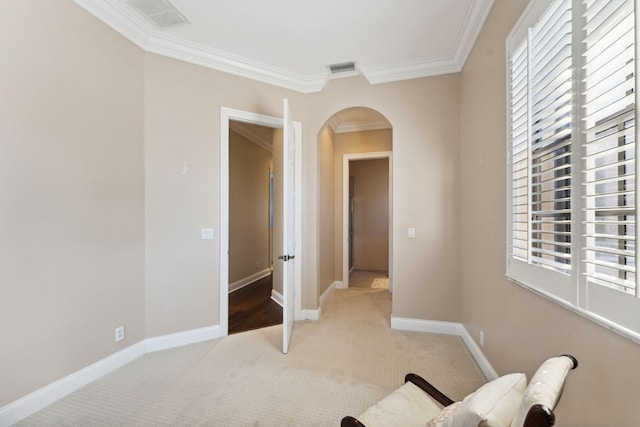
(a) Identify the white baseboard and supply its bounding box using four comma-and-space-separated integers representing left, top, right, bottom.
458, 327, 498, 380
391, 316, 498, 380
1, 314, 497, 426
229, 268, 272, 293
0, 341, 147, 427
301, 308, 321, 320
334, 280, 346, 289
320, 282, 338, 306
0, 323, 230, 426
301, 281, 337, 321
146, 324, 224, 353
271, 289, 283, 307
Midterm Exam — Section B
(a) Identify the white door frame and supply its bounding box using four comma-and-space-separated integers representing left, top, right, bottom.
342, 151, 393, 289
220, 106, 302, 336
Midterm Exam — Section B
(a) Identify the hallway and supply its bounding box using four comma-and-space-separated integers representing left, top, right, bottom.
228, 274, 282, 334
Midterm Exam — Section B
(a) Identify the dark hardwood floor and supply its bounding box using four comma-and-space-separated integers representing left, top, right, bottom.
228, 273, 282, 334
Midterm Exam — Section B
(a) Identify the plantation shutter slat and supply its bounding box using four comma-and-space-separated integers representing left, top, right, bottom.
510, 40, 529, 261
529, 0, 573, 274
582, 0, 636, 295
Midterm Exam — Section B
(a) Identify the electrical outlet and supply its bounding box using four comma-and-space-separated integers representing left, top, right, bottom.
115, 326, 125, 342
479, 330, 485, 347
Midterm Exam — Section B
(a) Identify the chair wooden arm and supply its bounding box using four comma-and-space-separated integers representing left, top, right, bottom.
341, 415, 366, 427
560, 354, 579, 369
523, 404, 554, 427
404, 373, 455, 407
521, 354, 579, 427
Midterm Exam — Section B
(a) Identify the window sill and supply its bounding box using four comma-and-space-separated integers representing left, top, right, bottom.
506, 275, 640, 346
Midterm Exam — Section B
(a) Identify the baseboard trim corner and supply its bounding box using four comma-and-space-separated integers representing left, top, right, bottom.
146, 324, 224, 353
390, 316, 498, 380
320, 282, 338, 307
0, 341, 146, 427
301, 308, 321, 320
458, 326, 498, 380
271, 289, 284, 307
229, 268, 272, 293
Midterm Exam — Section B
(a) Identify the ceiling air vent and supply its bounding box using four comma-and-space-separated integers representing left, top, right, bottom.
129, 0, 189, 28
329, 62, 357, 75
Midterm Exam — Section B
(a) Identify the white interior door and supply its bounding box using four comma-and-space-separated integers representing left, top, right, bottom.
281, 98, 296, 354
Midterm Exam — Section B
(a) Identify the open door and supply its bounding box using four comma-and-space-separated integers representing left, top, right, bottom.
272, 99, 297, 353
280, 99, 296, 354
220, 105, 299, 344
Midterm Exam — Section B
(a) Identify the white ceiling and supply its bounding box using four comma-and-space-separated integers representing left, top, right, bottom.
74, 0, 494, 93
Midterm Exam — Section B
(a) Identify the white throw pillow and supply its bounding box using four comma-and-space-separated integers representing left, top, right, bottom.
429, 373, 526, 427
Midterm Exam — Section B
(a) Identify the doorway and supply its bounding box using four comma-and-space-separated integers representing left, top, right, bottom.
344, 155, 391, 290
227, 121, 282, 334
219, 106, 302, 346
316, 107, 393, 303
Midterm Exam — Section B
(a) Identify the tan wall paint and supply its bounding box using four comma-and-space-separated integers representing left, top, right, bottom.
308, 77, 461, 321
7, 0, 461, 407
317, 126, 336, 297
228, 130, 272, 284
143, 54, 306, 337
332, 130, 392, 280
350, 159, 389, 271
459, 0, 640, 424
1, 1, 145, 406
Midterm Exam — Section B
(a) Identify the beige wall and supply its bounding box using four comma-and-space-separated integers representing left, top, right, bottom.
350, 159, 389, 271
143, 54, 305, 338
308, 77, 462, 321
5, 0, 460, 410
228, 130, 272, 285
1, 1, 145, 406
17, 0, 640, 417
333, 130, 392, 280
317, 126, 336, 297
459, 0, 640, 425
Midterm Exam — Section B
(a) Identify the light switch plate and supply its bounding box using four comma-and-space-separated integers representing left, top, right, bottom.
408, 227, 416, 238
201, 228, 214, 240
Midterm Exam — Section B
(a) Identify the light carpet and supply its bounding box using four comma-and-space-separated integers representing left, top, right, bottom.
16, 288, 486, 426
370, 278, 389, 289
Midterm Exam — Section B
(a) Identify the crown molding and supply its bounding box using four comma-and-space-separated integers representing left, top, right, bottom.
327, 117, 391, 134
360, 0, 494, 84
74, 0, 494, 93
453, 0, 495, 67
74, 0, 151, 49
74, 0, 329, 93
229, 122, 273, 152
145, 32, 330, 93
360, 57, 461, 85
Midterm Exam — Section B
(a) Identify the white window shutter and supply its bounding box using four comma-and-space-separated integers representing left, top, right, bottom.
529, 0, 573, 274
510, 40, 530, 262
582, 0, 636, 295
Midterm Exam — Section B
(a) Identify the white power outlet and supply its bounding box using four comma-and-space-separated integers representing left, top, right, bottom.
115, 326, 125, 342
479, 330, 485, 347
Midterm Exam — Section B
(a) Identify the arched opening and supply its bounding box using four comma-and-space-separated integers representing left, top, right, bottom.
316, 107, 393, 305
